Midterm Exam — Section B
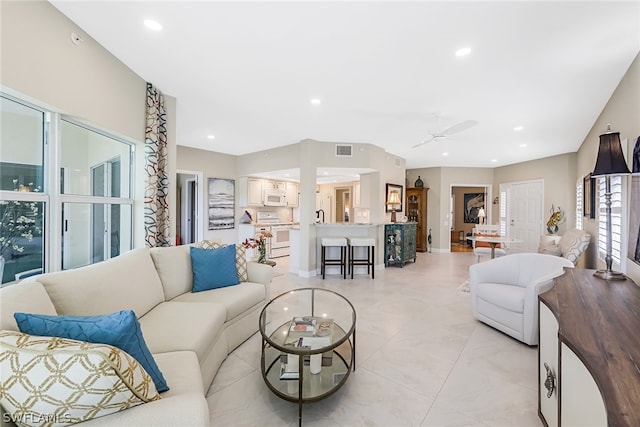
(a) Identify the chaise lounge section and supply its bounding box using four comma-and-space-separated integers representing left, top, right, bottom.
0, 242, 273, 426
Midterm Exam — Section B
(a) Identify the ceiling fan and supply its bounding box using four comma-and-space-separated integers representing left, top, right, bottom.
412, 118, 478, 148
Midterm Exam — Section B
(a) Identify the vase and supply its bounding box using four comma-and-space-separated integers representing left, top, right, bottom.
414, 176, 424, 187
258, 245, 266, 264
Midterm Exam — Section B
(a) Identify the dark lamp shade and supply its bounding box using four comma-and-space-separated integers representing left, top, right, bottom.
592, 131, 631, 177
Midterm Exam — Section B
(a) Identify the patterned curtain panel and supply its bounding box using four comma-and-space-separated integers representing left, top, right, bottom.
144, 83, 171, 247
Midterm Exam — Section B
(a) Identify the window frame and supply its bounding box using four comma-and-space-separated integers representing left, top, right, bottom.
1, 93, 136, 282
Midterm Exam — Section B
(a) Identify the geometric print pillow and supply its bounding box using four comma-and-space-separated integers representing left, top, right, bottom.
200, 241, 248, 282
0, 331, 161, 427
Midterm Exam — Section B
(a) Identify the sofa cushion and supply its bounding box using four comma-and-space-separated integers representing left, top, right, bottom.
558, 229, 590, 264
0, 331, 160, 427
172, 282, 267, 322
14, 310, 168, 393
0, 281, 57, 331
152, 351, 204, 397
201, 241, 248, 282
36, 248, 165, 318
149, 244, 195, 301
539, 245, 562, 257
190, 245, 239, 292
138, 301, 226, 363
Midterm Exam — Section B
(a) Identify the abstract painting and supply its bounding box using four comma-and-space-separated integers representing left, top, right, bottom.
208, 178, 235, 230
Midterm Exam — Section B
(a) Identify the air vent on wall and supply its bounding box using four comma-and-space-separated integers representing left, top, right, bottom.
335, 144, 353, 157
394, 157, 402, 168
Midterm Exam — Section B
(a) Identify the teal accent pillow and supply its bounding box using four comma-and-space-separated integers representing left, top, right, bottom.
190, 245, 240, 292
14, 309, 169, 393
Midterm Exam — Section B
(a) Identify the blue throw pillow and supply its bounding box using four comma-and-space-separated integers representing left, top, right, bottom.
190, 244, 240, 292
14, 309, 169, 393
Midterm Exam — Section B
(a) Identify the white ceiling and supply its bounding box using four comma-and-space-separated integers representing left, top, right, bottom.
50, 1, 639, 170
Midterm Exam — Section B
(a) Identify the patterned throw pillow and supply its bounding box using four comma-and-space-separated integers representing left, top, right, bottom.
14, 310, 169, 393
0, 330, 160, 427
200, 241, 248, 282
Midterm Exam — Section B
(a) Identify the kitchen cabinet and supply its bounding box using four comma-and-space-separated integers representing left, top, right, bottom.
384, 223, 416, 267
285, 181, 298, 207
538, 268, 640, 427
264, 180, 285, 192
247, 178, 264, 206
238, 177, 264, 207
406, 187, 428, 252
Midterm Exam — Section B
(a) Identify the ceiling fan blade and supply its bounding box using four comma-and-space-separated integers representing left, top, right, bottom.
440, 120, 478, 136
412, 137, 435, 148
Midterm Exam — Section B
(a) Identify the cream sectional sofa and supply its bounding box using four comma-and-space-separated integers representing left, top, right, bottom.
0, 243, 273, 426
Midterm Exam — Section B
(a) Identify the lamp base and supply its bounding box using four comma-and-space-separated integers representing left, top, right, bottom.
593, 269, 627, 281
390, 210, 397, 223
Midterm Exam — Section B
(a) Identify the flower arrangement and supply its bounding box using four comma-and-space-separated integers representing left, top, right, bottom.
241, 230, 273, 263
0, 199, 42, 259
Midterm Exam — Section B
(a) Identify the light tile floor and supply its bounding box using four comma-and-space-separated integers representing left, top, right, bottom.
206, 252, 540, 427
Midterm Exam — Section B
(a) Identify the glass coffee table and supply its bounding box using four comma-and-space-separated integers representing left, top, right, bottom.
259, 288, 356, 426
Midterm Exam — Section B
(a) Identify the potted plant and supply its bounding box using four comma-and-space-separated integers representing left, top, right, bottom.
241, 230, 273, 264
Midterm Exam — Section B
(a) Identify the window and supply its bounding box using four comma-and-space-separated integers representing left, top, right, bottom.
0, 94, 134, 283
499, 190, 507, 236
598, 176, 623, 267
0, 97, 46, 283
60, 120, 133, 270
576, 178, 583, 230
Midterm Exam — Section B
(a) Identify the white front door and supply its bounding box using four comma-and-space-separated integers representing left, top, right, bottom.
502, 180, 543, 252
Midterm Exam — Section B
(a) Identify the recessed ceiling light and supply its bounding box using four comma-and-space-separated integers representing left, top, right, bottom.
491, 159, 498, 163
144, 19, 162, 31
442, 152, 449, 156
519, 143, 527, 148
207, 135, 215, 140
310, 98, 321, 105
514, 126, 524, 131
455, 47, 471, 57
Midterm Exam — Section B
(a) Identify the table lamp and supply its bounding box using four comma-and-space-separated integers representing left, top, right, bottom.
478, 207, 486, 224
591, 125, 630, 280
387, 190, 401, 223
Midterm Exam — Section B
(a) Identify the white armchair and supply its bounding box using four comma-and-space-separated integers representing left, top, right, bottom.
469, 253, 574, 345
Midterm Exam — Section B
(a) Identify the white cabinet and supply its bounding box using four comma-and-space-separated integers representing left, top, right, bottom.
238, 177, 264, 207
264, 180, 285, 192
539, 302, 559, 427
561, 344, 607, 427
539, 299, 607, 427
285, 182, 299, 207
247, 178, 264, 206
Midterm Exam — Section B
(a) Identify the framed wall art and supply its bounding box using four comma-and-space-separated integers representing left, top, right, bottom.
463, 193, 484, 223
385, 183, 403, 213
583, 173, 595, 219
208, 178, 235, 230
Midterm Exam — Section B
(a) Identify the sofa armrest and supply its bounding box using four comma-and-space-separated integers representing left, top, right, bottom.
247, 262, 273, 285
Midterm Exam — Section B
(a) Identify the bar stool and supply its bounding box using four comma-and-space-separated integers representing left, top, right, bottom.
348, 237, 375, 279
320, 237, 348, 279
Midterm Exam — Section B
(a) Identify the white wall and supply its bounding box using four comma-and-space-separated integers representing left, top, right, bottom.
576, 53, 640, 281
1, 1, 179, 251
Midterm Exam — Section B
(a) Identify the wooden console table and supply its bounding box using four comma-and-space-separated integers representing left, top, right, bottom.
538, 268, 640, 426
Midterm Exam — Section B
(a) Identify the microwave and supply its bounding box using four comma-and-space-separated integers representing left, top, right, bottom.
263, 189, 287, 206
